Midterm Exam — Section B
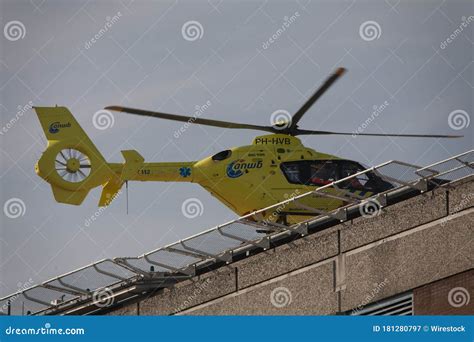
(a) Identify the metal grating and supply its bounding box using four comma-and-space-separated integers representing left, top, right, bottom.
0, 150, 472, 315
350, 293, 413, 316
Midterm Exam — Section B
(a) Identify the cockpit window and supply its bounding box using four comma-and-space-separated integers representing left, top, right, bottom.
281, 160, 393, 193
338, 161, 395, 193
212, 150, 232, 161
281, 161, 337, 186
339, 162, 370, 190
309, 161, 337, 186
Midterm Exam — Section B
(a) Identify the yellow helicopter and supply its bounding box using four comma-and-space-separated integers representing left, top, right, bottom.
33, 68, 460, 224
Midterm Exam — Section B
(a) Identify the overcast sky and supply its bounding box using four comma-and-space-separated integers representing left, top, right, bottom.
0, 0, 472, 297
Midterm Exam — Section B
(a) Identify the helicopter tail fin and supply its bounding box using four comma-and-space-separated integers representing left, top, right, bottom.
34, 106, 120, 206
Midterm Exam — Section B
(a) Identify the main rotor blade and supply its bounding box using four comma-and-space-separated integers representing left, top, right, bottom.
290, 67, 346, 130
295, 129, 462, 138
106, 106, 276, 133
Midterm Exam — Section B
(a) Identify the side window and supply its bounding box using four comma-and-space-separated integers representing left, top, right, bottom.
281, 162, 304, 184
308, 161, 337, 186
281, 161, 337, 186
212, 150, 232, 161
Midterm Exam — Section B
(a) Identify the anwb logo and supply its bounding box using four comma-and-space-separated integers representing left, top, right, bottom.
49, 121, 71, 134
226, 160, 263, 178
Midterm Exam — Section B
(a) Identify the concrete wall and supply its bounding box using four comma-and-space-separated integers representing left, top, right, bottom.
106, 175, 474, 315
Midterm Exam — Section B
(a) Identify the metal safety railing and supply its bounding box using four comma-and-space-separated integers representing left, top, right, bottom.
1, 150, 472, 315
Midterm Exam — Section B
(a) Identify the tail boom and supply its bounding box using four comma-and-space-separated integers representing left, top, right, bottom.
34, 106, 195, 207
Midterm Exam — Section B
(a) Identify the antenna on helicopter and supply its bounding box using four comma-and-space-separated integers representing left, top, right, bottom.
126, 181, 129, 215
106, 68, 462, 139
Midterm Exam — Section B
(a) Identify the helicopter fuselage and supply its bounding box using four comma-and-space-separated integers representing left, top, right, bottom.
109, 133, 391, 224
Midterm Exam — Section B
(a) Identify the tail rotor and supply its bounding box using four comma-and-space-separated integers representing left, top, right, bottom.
34, 106, 117, 205
55, 148, 91, 183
